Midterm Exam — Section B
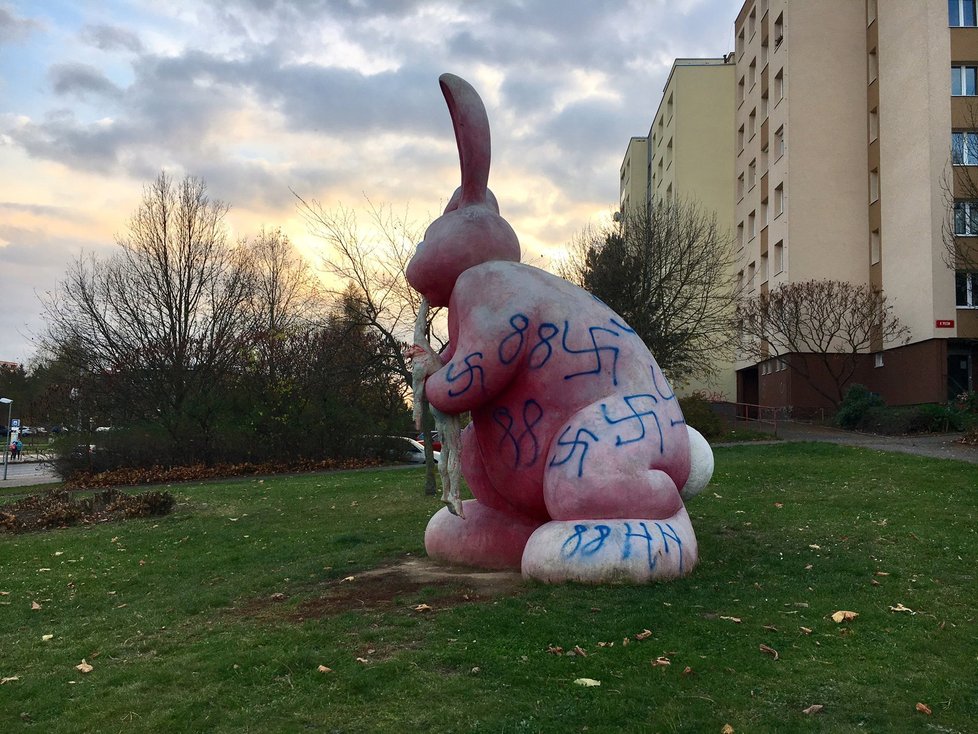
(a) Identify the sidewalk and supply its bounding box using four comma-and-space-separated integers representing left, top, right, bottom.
727, 421, 978, 465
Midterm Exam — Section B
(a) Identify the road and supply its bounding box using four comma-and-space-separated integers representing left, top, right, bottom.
0, 460, 60, 487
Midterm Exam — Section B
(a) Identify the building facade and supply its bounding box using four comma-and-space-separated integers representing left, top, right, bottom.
732, 0, 978, 409
618, 58, 737, 400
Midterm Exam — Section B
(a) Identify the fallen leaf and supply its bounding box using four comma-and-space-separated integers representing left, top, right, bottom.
915, 702, 932, 715
713, 492, 723, 498
41, 634, 53, 642
546, 645, 564, 655
870, 579, 881, 586
573, 678, 601, 687
800, 626, 813, 635
38, 568, 51, 573
75, 660, 93, 674
355, 657, 369, 664
341, 576, 355, 583
570, 645, 587, 657
138, 560, 146, 566
651, 656, 671, 667
269, 592, 286, 601
774, 502, 783, 508
597, 641, 614, 648
759, 643, 779, 660
682, 666, 694, 676
808, 544, 821, 550
721, 725, 735, 734
889, 603, 915, 614
802, 704, 824, 715
317, 665, 332, 673
1, 676, 19, 684
0, 591, 9, 595
31, 601, 41, 611
622, 637, 630, 646
875, 571, 890, 576
634, 629, 653, 640
412, 604, 433, 613
763, 624, 778, 632
805, 564, 813, 570
720, 616, 742, 624
831, 610, 858, 623
470, 667, 480, 674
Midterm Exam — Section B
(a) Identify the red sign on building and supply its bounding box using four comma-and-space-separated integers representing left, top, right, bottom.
935, 319, 955, 328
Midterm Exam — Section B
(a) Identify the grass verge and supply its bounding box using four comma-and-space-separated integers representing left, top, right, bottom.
1, 444, 976, 732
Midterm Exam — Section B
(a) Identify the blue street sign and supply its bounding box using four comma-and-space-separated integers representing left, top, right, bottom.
10, 419, 19, 428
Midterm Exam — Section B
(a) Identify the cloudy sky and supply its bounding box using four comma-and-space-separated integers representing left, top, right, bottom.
0, 0, 737, 365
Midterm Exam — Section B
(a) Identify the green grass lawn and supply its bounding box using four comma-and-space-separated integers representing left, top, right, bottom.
1, 444, 976, 733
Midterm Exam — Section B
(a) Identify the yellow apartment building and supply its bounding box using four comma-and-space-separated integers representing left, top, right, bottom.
731, 0, 978, 410
618, 58, 737, 400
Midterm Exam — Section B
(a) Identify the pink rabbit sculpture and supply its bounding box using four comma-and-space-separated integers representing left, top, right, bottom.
406, 74, 713, 583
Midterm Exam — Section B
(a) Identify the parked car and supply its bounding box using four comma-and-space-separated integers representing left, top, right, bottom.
20, 426, 33, 437
416, 431, 443, 451
393, 436, 441, 464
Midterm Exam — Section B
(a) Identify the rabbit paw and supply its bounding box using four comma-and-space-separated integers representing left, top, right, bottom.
521, 507, 698, 584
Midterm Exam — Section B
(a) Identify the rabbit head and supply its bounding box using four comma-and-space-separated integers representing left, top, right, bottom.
406, 73, 521, 307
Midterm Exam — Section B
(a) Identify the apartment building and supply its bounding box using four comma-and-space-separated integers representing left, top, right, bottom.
731, 0, 978, 410
618, 58, 737, 399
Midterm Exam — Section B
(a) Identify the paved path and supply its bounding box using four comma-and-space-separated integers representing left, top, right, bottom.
720, 421, 978, 465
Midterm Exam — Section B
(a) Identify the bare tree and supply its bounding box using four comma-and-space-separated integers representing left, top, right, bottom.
560, 200, 738, 387
296, 195, 445, 493
736, 279, 911, 407
41, 172, 254, 447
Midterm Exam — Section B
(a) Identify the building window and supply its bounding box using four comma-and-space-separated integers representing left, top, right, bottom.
738, 76, 746, 105
953, 131, 978, 164
774, 240, 784, 273
737, 172, 745, 200
953, 65, 978, 95
748, 261, 756, 290
774, 183, 784, 216
869, 107, 879, 141
667, 92, 674, 121
955, 201, 978, 234
737, 27, 746, 58
738, 124, 745, 152
869, 168, 880, 203
760, 253, 769, 283
737, 269, 745, 292
874, 352, 884, 368
749, 58, 757, 88
775, 125, 785, 158
737, 222, 744, 248
775, 69, 784, 101
868, 0, 878, 25
950, 0, 978, 27
761, 199, 769, 225
748, 210, 757, 239
749, 7, 757, 37
957, 271, 978, 306
748, 159, 757, 188
749, 108, 757, 139
868, 48, 878, 84
870, 229, 881, 264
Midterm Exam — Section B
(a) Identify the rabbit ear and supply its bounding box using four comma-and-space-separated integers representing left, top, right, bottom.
439, 73, 490, 207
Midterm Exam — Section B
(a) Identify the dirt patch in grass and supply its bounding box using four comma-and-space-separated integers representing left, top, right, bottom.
239, 558, 525, 622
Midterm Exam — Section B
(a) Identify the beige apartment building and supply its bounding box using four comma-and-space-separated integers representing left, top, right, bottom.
729, 0, 978, 410
618, 58, 737, 399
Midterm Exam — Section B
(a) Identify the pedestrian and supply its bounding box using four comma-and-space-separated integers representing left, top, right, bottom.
14, 439, 23, 461
9, 441, 17, 461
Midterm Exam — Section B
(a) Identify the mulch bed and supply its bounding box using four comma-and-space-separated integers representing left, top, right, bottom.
0, 488, 175, 534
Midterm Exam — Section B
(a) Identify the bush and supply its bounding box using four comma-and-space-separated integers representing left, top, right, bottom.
835, 384, 885, 429
849, 403, 969, 435
679, 393, 724, 440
